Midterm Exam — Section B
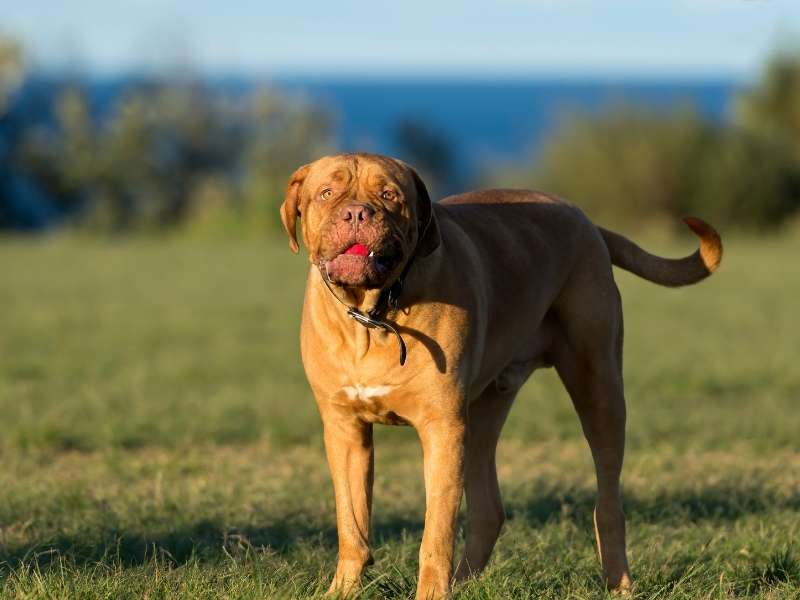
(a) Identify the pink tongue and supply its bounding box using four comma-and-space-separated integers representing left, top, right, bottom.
344, 243, 369, 256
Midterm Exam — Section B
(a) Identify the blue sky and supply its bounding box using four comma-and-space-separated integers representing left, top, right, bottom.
2, 0, 799, 78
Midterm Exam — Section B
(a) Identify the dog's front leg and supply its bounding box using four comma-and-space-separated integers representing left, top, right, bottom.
323, 417, 374, 596
416, 418, 466, 600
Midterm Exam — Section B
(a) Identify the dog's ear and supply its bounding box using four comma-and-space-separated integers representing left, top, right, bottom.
409, 168, 441, 258
280, 164, 311, 254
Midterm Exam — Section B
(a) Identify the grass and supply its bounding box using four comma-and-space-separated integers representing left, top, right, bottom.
1, 232, 799, 598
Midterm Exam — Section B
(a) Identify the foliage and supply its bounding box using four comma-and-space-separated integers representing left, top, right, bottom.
737, 50, 800, 164
491, 51, 800, 231
0, 36, 332, 233
497, 108, 716, 228
0, 38, 23, 114
18, 84, 330, 233
393, 118, 457, 195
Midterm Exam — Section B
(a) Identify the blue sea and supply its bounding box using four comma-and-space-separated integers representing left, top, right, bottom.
273, 78, 741, 177
91, 75, 740, 174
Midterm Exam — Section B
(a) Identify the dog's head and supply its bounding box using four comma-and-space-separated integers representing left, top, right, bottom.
280, 153, 440, 289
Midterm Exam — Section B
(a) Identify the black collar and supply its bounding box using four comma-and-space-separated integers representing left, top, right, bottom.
318, 256, 414, 366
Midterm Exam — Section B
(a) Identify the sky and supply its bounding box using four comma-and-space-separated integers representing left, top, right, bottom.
2, 0, 799, 79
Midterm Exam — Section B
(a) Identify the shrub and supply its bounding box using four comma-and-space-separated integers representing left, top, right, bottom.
491, 52, 800, 231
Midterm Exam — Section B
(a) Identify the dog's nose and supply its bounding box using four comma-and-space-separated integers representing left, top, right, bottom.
340, 203, 375, 224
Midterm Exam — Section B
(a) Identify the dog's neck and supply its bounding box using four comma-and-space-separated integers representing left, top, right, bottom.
316, 278, 386, 315
311, 255, 425, 366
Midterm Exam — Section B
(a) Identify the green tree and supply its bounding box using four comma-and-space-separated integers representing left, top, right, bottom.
492, 107, 717, 229
738, 50, 800, 163
15, 81, 332, 233
0, 37, 23, 115
240, 90, 332, 233
491, 51, 800, 231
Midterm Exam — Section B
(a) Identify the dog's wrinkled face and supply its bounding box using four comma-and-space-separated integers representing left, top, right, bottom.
281, 153, 439, 289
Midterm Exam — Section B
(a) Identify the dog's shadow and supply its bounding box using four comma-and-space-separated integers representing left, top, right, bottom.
2, 483, 795, 571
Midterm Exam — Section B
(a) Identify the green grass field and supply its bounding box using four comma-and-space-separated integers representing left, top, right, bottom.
1, 233, 799, 599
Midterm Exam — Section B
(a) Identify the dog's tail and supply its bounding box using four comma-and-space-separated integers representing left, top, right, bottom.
599, 217, 722, 287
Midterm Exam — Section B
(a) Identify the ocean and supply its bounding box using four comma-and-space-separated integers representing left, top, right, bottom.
85, 76, 740, 177
273, 78, 741, 176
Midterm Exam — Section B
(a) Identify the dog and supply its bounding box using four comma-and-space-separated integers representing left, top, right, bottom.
279, 153, 722, 599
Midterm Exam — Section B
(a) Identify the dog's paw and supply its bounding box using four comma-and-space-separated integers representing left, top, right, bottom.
609, 573, 634, 597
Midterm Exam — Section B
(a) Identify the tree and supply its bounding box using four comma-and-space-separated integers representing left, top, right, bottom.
0, 37, 23, 115
488, 51, 800, 230
737, 49, 800, 164
492, 107, 716, 229
393, 118, 456, 196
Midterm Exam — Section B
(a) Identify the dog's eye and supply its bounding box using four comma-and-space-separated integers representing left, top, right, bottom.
381, 190, 397, 201
321, 189, 333, 200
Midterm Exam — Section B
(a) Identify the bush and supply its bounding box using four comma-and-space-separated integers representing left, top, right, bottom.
491, 52, 800, 231
496, 108, 716, 229
1, 36, 333, 233
737, 50, 800, 164
15, 84, 332, 233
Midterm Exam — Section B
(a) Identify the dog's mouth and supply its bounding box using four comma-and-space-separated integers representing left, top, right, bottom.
322, 242, 401, 288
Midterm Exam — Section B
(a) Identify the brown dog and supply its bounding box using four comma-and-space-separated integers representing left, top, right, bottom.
280, 153, 722, 599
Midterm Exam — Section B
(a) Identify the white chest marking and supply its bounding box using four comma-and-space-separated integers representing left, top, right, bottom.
341, 384, 393, 402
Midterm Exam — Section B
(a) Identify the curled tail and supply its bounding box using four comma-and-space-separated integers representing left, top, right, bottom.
599, 217, 722, 287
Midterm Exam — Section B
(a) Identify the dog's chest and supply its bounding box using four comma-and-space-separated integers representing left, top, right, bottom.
332, 383, 410, 425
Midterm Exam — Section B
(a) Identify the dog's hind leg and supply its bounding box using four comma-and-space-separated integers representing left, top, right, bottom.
454, 361, 534, 582
553, 290, 632, 593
